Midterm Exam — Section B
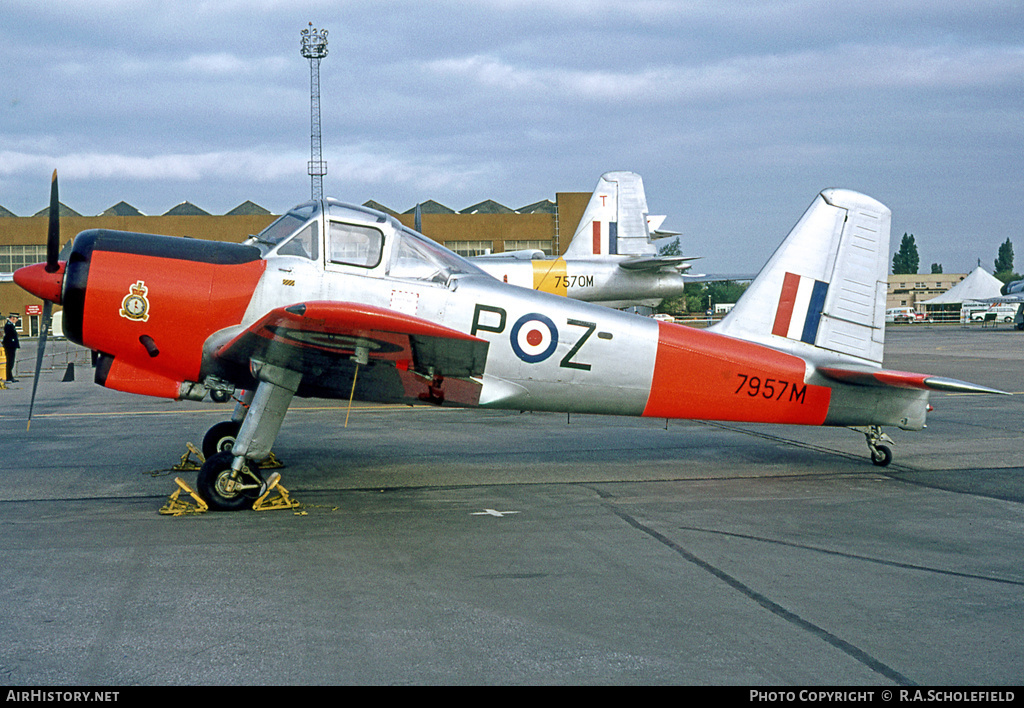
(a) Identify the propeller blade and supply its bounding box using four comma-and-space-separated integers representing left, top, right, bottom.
29, 171, 60, 429
46, 170, 60, 273
27, 300, 51, 431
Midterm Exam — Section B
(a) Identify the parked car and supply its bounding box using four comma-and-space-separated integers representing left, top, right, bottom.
970, 305, 1017, 323
886, 307, 916, 323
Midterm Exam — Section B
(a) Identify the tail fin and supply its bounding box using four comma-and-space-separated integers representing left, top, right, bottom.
713, 189, 890, 366
563, 171, 656, 258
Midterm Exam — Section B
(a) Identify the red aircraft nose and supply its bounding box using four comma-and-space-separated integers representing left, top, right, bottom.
14, 261, 66, 304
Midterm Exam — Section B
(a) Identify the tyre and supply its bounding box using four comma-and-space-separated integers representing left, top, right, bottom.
196, 452, 262, 512
202, 420, 241, 461
871, 444, 893, 467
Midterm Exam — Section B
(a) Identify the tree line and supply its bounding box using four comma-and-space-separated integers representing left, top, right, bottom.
893, 233, 1020, 284
656, 237, 749, 315
654, 232, 1021, 317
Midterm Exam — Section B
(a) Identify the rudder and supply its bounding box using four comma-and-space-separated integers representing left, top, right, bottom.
563, 171, 655, 259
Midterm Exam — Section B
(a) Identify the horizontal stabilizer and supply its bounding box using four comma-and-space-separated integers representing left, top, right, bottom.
648, 215, 680, 238
618, 255, 699, 271
818, 367, 1008, 395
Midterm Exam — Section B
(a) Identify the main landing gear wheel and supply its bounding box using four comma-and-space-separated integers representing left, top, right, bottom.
202, 421, 241, 461
196, 451, 264, 512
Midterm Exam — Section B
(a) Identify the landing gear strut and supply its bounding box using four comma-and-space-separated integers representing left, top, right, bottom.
194, 362, 300, 511
857, 425, 894, 467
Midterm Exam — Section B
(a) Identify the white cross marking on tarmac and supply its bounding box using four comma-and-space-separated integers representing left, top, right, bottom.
472, 509, 520, 517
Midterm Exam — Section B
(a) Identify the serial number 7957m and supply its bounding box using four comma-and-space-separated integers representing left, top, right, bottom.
734, 374, 807, 404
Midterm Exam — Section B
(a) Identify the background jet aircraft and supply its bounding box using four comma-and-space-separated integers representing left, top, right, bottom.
14, 173, 1004, 512
470, 171, 698, 308
977, 279, 1024, 329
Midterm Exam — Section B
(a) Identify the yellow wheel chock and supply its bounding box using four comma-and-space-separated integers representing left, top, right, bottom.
172, 443, 283, 473
260, 451, 285, 469
252, 472, 301, 512
171, 446, 284, 473
160, 444, 295, 515
173, 442, 206, 471
159, 477, 209, 516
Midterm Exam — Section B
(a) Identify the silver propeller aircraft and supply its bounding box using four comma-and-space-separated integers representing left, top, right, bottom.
978, 279, 1024, 329
471, 171, 697, 308
14, 173, 1005, 511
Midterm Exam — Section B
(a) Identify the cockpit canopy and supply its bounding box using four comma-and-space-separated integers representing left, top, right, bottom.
247, 198, 485, 284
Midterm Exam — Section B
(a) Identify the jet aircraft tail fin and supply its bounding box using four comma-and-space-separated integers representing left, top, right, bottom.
563, 171, 657, 259
713, 189, 890, 367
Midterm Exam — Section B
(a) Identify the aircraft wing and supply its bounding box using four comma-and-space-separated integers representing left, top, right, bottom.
472, 249, 546, 261
975, 294, 1024, 304
618, 255, 700, 271
682, 272, 758, 282
213, 301, 490, 404
818, 366, 1008, 395
0, 272, 13, 283
977, 279, 1024, 303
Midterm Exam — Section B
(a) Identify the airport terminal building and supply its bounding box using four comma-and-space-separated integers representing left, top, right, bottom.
0, 191, 592, 336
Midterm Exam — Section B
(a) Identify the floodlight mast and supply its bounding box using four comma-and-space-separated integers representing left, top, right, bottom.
301, 23, 328, 201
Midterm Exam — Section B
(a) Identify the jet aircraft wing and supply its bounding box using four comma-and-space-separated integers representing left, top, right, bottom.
977, 294, 1024, 304
977, 279, 1024, 304
472, 249, 547, 261
212, 301, 490, 405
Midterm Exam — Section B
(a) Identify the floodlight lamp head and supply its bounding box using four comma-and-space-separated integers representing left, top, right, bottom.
301, 22, 328, 59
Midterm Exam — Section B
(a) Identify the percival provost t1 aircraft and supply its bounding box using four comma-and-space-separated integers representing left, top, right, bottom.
15, 172, 1005, 510
471, 171, 696, 309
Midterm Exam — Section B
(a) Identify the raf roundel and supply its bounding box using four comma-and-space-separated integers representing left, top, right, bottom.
510, 313, 558, 363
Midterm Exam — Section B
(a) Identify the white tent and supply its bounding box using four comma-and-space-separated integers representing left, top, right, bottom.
920, 266, 1003, 305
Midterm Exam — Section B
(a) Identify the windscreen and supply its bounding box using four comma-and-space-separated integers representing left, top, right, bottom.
249, 204, 317, 254
388, 227, 485, 283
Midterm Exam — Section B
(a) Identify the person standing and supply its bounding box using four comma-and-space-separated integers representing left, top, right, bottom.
3, 314, 20, 382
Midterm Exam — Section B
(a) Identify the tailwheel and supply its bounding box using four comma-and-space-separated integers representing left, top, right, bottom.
202, 420, 241, 461
197, 451, 264, 512
870, 444, 893, 467
859, 425, 894, 467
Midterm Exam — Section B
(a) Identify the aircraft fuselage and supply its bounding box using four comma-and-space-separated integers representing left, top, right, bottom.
472, 257, 689, 307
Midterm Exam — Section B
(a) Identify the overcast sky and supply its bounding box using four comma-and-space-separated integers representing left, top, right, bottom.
1, 0, 1021, 274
